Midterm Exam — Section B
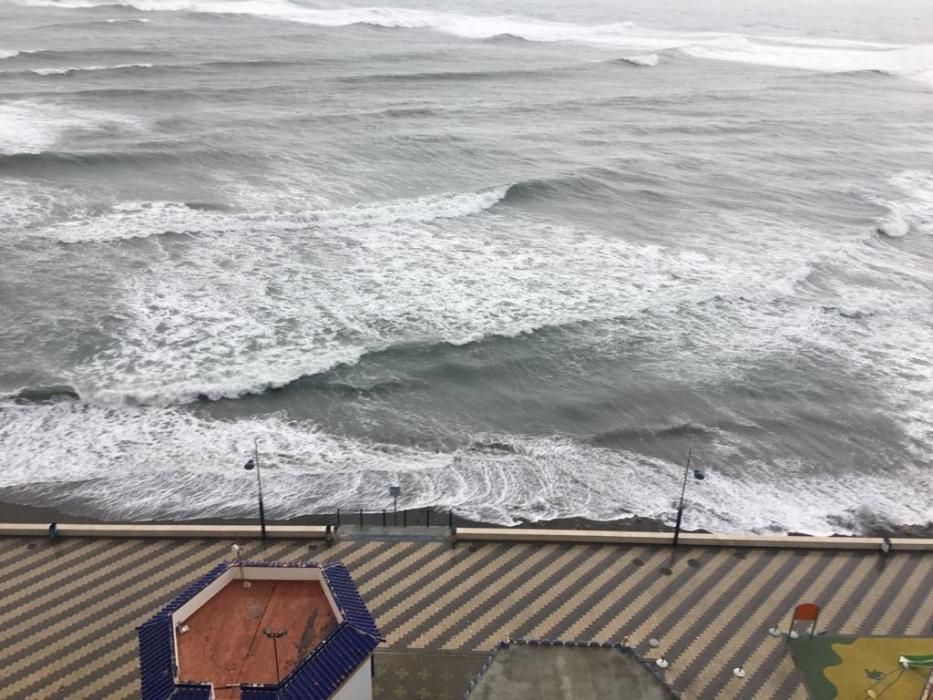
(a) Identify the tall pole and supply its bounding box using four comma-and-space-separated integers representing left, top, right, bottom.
245, 438, 268, 541
254, 438, 267, 541
672, 449, 692, 549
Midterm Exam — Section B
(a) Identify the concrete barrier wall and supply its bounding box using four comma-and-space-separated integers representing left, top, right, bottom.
0, 523, 330, 539
0, 522, 930, 551
454, 527, 933, 551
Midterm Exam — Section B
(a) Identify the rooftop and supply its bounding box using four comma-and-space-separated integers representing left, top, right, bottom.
468, 642, 676, 700
175, 579, 337, 696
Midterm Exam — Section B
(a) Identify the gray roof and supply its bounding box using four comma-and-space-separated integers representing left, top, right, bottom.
466, 640, 679, 700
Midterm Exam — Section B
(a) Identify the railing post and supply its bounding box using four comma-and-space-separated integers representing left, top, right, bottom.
359, 509, 363, 527
425, 508, 431, 527
382, 509, 386, 527
403, 509, 407, 527
336, 508, 341, 528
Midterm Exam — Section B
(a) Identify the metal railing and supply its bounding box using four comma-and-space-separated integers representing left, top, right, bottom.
323, 507, 458, 530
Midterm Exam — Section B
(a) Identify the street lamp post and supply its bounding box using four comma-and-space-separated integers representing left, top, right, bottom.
672, 449, 705, 548
244, 438, 267, 541
389, 485, 401, 526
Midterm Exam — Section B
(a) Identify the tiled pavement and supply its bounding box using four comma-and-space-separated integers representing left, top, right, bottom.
0, 533, 930, 699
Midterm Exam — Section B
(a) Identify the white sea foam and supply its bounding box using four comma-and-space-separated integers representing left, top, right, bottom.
12, 0, 933, 84
0, 399, 928, 532
617, 53, 659, 67
0, 100, 143, 154
0, 180, 91, 230
875, 170, 933, 238
31, 63, 154, 75
36, 187, 508, 243
5, 181, 932, 530
681, 36, 933, 86
48, 194, 868, 407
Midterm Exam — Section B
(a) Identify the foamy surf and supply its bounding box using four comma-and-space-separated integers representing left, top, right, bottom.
10, 0, 933, 85
0, 398, 929, 533
616, 53, 659, 67
875, 171, 933, 238
0, 100, 144, 154
31, 63, 154, 75
680, 36, 933, 86
3, 0, 932, 537
56, 201, 879, 408
33, 187, 508, 243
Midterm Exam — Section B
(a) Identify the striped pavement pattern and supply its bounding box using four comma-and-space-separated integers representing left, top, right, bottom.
0, 534, 929, 699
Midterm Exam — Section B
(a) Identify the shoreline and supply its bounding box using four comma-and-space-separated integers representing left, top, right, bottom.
0, 498, 929, 538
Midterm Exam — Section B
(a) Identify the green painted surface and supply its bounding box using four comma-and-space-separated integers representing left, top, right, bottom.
789, 636, 855, 700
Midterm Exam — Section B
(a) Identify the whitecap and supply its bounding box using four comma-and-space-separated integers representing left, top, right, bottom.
874, 170, 933, 238
31, 63, 154, 76
0, 100, 145, 155
877, 213, 909, 238
617, 53, 659, 67
12, 0, 933, 83
36, 186, 508, 244
0, 399, 929, 534
680, 36, 933, 87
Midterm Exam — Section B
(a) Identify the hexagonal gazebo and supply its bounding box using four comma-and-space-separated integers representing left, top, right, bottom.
137, 560, 382, 700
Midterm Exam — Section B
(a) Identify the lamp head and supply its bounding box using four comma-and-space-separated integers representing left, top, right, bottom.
244, 459, 255, 471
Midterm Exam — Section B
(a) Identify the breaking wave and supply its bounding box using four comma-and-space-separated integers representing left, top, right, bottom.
0, 100, 144, 155
680, 36, 933, 87
614, 53, 659, 67
874, 171, 933, 238
11, 1, 932, 84
0, 398, 929, 534
31, 187, 508, 243
30, 63, 154, 75
2, 385, 81, 402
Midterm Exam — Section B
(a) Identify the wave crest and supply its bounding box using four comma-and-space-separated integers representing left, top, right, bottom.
875, 170, 933, 238
31, 63, 154, 76
3, 384, 81, 402
32, 186, 508, 244
680, 36, 933, 87
0, 400, 929, 534
614, 53, 659, 67
11, 1, 932, 84
0, 100, 144, 155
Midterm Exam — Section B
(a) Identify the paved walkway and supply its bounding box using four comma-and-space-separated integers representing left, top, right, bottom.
0, 533, 929, 698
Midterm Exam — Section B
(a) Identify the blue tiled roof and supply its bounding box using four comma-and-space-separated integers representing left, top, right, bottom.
137, 560, 380, 700
241, 622, 379, 700
137, 617, 174, 700
170, 683, 214, 699
137, 562, 228, 700
240, 562, 382, 699
322, 562, 382, 639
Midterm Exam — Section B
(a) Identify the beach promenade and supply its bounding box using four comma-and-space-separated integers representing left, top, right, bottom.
0, 525, 930, 699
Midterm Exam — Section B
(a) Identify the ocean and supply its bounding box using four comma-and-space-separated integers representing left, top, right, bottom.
0, 0, 931, 534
